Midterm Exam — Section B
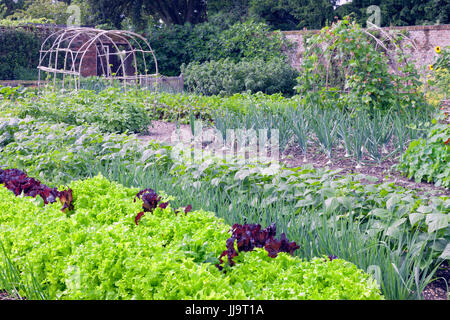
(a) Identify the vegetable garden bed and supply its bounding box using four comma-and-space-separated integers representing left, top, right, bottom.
0, 173, 382, 300
0, 86, 448, 300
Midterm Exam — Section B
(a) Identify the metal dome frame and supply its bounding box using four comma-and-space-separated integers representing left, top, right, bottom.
37, 27, 159, 91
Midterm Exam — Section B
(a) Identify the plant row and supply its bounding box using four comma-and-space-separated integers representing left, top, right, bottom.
2, 87, 152, 134
0, 116, 448, 299
0, 174, 382, 300
397, 111, 450, 188
3, 87, 438, 169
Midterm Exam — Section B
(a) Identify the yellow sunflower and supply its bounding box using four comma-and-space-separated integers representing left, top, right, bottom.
435, 46, 441, 53
429, 64, 434, 71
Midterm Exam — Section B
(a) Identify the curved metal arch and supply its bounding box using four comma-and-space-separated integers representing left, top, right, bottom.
38, 27, 159, 92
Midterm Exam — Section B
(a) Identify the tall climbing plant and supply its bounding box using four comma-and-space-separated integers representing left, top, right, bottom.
296, 17, 426, 114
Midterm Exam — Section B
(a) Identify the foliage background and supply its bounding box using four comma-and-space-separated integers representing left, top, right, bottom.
0, 28, 40, 80
0, 0, 448, 81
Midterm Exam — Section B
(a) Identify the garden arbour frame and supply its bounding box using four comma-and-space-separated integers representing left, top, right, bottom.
305, 21, 420, 94
37, 27, 159, 91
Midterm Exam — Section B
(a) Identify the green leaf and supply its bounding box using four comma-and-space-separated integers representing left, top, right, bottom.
425, 214, 448, 233
386, 218, 406, 237
386, 196, 399, 212
325, 197, 339, 213
321, 187, 336, 199
337, 196, 354, 211
409, 212, 425, 226
369, 208, 390, 219
295, 197, 315, 208
439, 243, 450, 260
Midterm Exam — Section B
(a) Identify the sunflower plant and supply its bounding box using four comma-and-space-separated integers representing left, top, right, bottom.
428, 46, 450, 100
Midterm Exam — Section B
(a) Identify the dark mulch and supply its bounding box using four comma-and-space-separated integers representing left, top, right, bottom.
422, 261, 450, 300
0, 290, 23, 301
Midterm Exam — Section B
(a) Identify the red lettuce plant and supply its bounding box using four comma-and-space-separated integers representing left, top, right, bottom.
0, 168, 73, 212
133, 188, 191, 225
216, 223, 300, 270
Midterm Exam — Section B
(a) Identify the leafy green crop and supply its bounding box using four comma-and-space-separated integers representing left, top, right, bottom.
182, 57, 299, 96
398, 111, 450, 188
0, 109, 447, 299
1, 115, 447, 267
6, 88, 152, 134
0, 116, 165, 185
0, 175, 383, 300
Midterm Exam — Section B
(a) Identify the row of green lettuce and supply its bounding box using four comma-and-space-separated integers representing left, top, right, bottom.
0, 115, 448, 299
0, 174, 382, 300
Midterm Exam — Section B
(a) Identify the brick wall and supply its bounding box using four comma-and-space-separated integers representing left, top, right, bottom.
283, 24, 450, 72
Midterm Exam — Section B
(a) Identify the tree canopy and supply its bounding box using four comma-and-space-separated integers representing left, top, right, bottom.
85, 0, 208, 29
1, 0, 448, 30
336, 0, 449, 27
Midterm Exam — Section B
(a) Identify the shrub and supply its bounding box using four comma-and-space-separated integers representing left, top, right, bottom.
144, 21, 225, 76
0, 174, 383, 299
182, 57, 299, 96
145, 20, 291, 76
6, 0, 70, 25
216, 20, 290, 62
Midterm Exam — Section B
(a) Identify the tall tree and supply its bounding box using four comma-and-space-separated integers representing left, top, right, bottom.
248, 0, 299, 30
207, 0, 251, 24
248, 0, 338, 30
291, 0, 338, 29
85, 0, 208, 28
143, 0, 207, 25
335, 0, 449, 27
84, 0, 128, 28
0, 0, 27, 19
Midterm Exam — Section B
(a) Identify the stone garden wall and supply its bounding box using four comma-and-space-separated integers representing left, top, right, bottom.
283, 24, 450, 72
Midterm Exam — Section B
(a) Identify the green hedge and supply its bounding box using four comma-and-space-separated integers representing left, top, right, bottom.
0, 28, 40, 80
145, 19, 290, 77
0, 174, 383, 299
